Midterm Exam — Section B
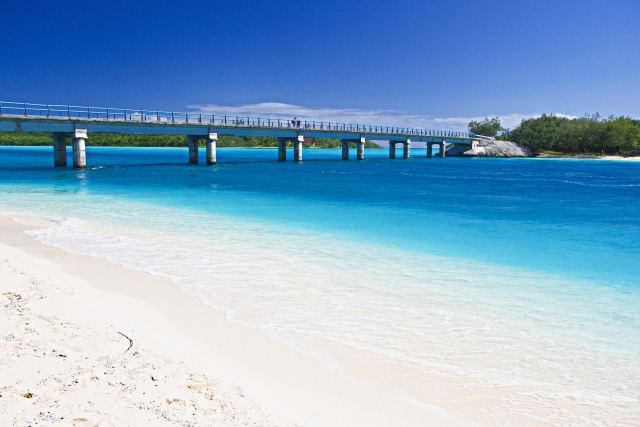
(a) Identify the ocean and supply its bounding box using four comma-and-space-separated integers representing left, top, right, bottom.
1, 146, 639, 424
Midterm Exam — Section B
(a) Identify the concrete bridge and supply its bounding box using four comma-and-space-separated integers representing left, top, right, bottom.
0, 102, 480, 168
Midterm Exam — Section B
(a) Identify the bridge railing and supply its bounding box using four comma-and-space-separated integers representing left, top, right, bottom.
0, 101, 475, 138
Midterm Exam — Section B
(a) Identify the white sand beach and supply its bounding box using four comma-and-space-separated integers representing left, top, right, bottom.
0, 215, 454, 426
536, 153, 640, 160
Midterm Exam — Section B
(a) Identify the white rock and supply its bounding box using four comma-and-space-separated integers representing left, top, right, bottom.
461, 139, 531, 157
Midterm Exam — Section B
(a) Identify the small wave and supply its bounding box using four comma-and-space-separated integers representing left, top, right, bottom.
23, 214, 640, 425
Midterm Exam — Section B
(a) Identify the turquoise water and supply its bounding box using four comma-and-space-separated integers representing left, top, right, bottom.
1, 146, 639, 424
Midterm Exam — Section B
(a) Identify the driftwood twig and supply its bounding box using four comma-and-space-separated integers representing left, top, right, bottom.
118, 332, 133, 353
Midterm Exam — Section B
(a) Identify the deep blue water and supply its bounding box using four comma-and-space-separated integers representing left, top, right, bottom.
2, 146, 639, 287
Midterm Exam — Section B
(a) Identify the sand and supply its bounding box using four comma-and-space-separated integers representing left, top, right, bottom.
535, 153, 640, 160
0, 215, 454, 426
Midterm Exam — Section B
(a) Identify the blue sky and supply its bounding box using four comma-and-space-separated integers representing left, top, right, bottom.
2, 0, 638, 131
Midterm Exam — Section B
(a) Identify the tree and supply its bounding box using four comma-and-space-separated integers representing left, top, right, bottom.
468, 117, 503, 137
509, 114, 568, 154
600, 116, 640, 154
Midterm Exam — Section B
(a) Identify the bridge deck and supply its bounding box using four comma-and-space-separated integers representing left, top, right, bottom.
0, 102, 478, 167
0, 114, 472, 143
0, 101, 475, 142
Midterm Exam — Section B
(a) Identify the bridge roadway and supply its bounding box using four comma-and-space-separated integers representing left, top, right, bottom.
0, 103, 479, 168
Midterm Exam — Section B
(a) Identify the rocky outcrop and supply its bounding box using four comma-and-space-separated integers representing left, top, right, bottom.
448, 139, 531, 157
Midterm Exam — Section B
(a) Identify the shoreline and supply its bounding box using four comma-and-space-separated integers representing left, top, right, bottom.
535, 152, 640, 160
0, 214, 453, 426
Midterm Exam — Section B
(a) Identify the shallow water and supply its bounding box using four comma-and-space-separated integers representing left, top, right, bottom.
2, 146, 639, 424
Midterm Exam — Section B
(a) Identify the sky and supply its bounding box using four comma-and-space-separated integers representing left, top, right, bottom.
2, 0, 639, 131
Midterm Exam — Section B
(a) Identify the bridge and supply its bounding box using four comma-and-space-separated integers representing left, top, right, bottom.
0, 102, 480, 168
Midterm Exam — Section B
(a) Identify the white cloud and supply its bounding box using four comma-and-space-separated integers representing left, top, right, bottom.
186, 102, 577, 133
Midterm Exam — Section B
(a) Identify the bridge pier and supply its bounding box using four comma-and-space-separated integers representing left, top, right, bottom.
72, 129, 87, 169
278, 138, 287, 161
389, 142, 396, 159
341, 137, 364, 160
277, 136, 304, 162
439, 142, 446, 158
206, 132, 217, 165
403, 139, 411, 159
187, 135, 199, 164
294, 136, 303, 162
427, 142, 433, 158
52, 133, 67, 167
341, 140, 349, 160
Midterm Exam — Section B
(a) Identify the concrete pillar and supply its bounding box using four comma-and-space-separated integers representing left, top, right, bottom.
389, 142, 396, 159
403, 139, 411, 159
206, 132, 217, 165
357, 137, 365, 160
52, 133, 67, 167
294, 135, 303, 162
188, 135, 199, 164
278, 138, 287, 161
341, 140, 349, 160
72, 129, 87, 169
440, 142, 446, 158
427, 142, 433, 158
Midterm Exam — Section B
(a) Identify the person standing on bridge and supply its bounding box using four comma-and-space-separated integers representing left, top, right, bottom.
292, 117, 297, 128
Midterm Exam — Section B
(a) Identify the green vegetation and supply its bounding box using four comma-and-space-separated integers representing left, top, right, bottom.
218, 136, 275, 147
0, 132, 382, 148
0, 132, 53, 146
0, 132, 187, 147
215, 136, 380, 148
468, 117, 504, 138
467, 114, 640, 156
505, 114, 640, 156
